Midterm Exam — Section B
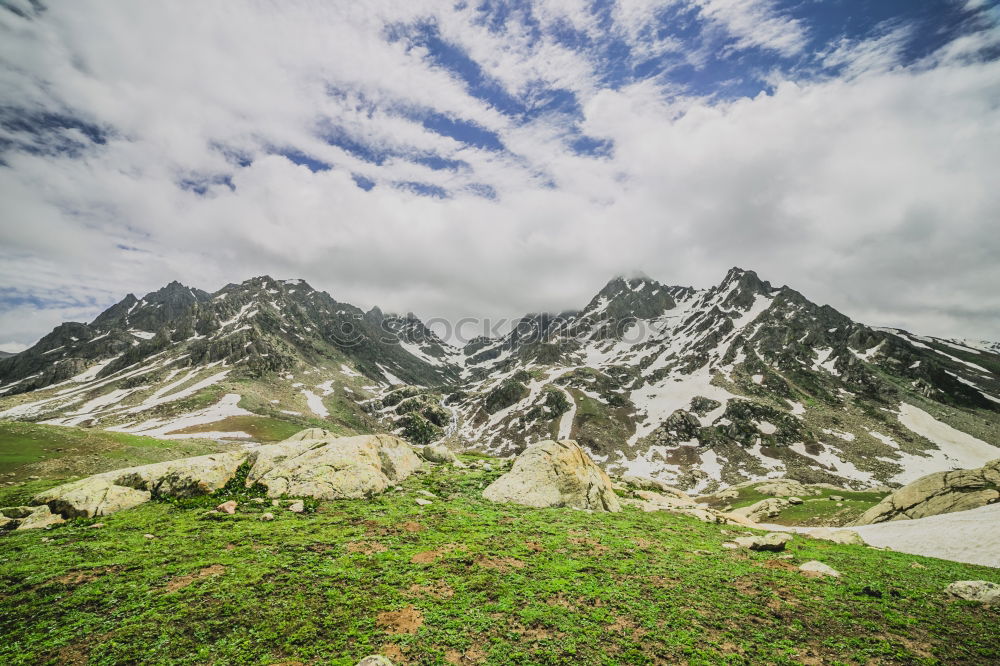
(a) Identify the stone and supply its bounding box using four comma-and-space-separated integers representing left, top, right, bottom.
246, 434, 422, 500
260, 512, 275, 522
15, 505, 65, 531
787, 497, 804, 505
216, 500, 237, 515
356, 657, 394, 666
143, 533, 156, 539
482, 440, 620, 512
34, 477, 152, 518
414, 498, 433, 506
621, 475, 691, 499
807, 528, 866, 546
829, 495, 844, 502
754, 479, 812, 498
853, 458, 1000, 525
89, 522, 105, 529
251, 497, 267, 504
0, 506, 35, 519
800, 561, 841, 578
733, 533, 792, 552
111, 452, 247, 498
287, 500, 305, 513
729, 498, 790, 523
419, 444, 460, 465
416, 489, 436, 498
945, 581, 1000, 605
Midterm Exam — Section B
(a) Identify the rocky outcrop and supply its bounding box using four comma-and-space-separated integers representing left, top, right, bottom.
852, 458, 1000, 525
730, 497, 790, 523
418, 444, 463, 466
621, 489, 758, 526
27, 431, 423, 522
945, 581, 999, 605
246, 434, 422, 499
483, 440, 621, 512
2, 505, 66, 531
34, 477, 151, 518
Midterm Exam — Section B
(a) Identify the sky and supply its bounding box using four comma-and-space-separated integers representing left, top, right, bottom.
1, 0, 999, 352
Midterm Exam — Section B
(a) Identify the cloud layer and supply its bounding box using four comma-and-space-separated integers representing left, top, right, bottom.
1, 0, 999, 350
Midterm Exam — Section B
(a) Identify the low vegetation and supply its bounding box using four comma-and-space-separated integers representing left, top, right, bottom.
1, 459, 997, 665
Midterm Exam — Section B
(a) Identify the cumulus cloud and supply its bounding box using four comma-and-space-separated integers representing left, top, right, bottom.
0, 0, 999, 347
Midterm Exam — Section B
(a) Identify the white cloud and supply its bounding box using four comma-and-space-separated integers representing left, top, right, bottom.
0, 2, 999, 348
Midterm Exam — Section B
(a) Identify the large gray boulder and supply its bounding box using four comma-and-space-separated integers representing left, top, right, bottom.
945, 581, 999, 605
112, 451, 246, 497
246, 434, 422, 499
483, 440, 621, 512
729, 497, 790, 523
35, 477, 151, 518
852, 458, 1000, 525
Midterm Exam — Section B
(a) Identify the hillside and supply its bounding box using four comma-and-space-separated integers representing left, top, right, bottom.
1, 454, 998, 666
1, 268, 999, 496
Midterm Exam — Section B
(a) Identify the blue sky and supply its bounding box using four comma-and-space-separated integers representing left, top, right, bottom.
1, 0, 999, 349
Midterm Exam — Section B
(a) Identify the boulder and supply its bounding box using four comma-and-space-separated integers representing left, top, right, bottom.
34, 477, 151, 518
945, 581, 999, 605
732, 533, 792, 552
483, 440, 620, 512
419, 444, 461, 465
799, 561, 841, 578
852, 458, 1000, 525
15, 505, 66, 531
621, 475, 691, 499
216, 500, 237, 515
357, 657, 394, 666
111, 451, 247, 498
246, 434, 422, 500
753, 479, 813, 498
730, 498, 790, 523
807, 528, 866, 546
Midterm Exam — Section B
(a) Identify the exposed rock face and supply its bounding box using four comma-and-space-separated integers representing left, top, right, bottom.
730, 497, 791, 523
15, 505, 66, 531
621, 475, 689, 498
113, 452, 247, 497
28, 431, 422, 521
852, 458, 1000, 525
34, 477, 151, 518
483, 440, 621, 512
621, 488, 757, 526
246, 434, 422, 500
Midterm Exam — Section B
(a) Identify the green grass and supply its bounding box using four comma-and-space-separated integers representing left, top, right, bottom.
702, 485, 888, 527
0, 421, 228, 480
1, 460, 996, 665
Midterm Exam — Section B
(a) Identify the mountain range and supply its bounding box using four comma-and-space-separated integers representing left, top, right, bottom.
2, 268, 998, 494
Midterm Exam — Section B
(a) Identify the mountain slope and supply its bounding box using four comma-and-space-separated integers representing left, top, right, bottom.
2, 268, 998, 494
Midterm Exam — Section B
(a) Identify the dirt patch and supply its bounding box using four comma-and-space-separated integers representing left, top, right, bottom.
400, 521, 425, 532
306, 543, 335, 553
53, 632, 112, 666
475, 555, 526, 572
407, 581, 455, 599
164, 564, 226, 593
524, 541, 544, 552
445, 644, 487, 664
377, 606, 424, 635
53, 566, 118, 586
568, 536, 609, 555
347, 541, 387, 554
632, 538, 655, 549
762, 559, 797, 571
381, 643, 408, 664
411, 544, 460, 564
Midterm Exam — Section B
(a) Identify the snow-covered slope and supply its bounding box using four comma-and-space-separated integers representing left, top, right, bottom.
2, 268, 998, 493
